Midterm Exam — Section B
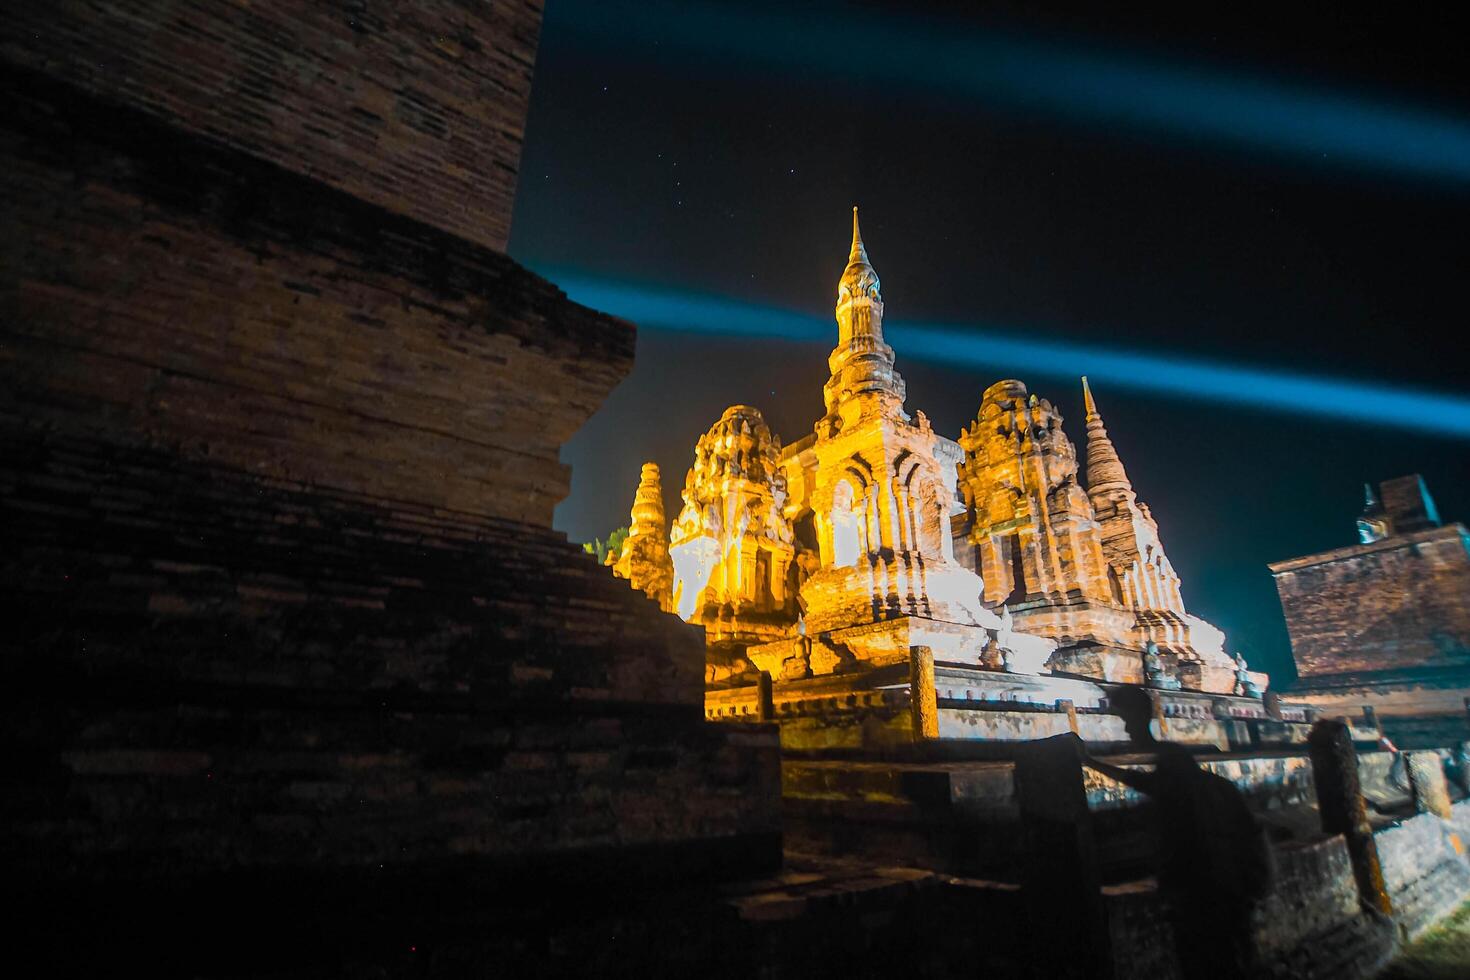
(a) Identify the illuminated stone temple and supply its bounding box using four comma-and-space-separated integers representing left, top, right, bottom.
955, 376, 1241, 692
667, 405, 799, 674
615, 210, 1272, 746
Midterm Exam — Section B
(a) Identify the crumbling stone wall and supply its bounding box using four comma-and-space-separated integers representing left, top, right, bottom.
1376, 805, 1470, 938
1108, 836, 1396, 980
1251, 835, 1397, 979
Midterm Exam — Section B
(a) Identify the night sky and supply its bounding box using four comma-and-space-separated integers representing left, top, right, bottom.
510, 1, 1470, 684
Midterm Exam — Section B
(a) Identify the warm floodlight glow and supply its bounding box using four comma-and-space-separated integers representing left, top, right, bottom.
548, 271, 1470, 438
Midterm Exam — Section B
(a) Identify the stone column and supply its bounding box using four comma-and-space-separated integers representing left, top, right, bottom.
909, 645, 939, 740
1308, 719, 1392, 916
1407, 751, 1452, 820
1014, 734, 1111, 980
891, 477, 911, 553
1152, 693, 1169, 741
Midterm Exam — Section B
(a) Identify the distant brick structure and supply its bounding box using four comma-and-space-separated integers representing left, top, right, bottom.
1, 3, 778, 970
1270, 475, 1470, 744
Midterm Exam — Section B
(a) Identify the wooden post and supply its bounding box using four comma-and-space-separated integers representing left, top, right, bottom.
909, 645, 938, 740
1308, 719, 1392, 916
756, 671, 775, 723
1014, 734, 1112, 980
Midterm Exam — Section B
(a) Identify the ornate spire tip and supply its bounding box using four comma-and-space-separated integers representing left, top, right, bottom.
1081, 376, 1098, 418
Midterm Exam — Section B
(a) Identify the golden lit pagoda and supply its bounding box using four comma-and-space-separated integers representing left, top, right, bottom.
610, 462, 675, 613
612, 210, 1255, 700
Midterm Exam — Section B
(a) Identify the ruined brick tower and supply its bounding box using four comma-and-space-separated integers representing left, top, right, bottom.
1, 2, 777, 971
1271, 475, 1470, 745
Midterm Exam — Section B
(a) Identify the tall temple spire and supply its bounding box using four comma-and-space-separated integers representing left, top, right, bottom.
1080, 377, 1133, 495
848, 206, 869, 266
822, 206, 904, 425
837, 205, 881, 310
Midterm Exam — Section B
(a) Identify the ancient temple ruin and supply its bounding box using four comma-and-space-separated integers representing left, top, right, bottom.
669, 405, 799, 671
613, 209, 1265, 738
611, 462, 676, 613
956, 376, 1238, 691
11, 4, 1470, 976
1272, 474, 1470, 746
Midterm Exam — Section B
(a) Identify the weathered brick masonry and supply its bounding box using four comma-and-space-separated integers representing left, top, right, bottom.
1273, 527, 1470, 680
2, 0, 540, 253
3, 430, 778, 869
1271, 479, 1470, 744
0, 70, 779, 864
1, 4, 781, 970
1, 68, 623, 527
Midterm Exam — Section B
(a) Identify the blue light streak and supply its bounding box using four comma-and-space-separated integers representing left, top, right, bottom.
558, 1, 1470, 183
550, 271, 1470, 438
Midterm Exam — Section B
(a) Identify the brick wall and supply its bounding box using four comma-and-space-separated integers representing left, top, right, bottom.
1108, 836, 1396, 980
1271, 526, 1470, 679
1, 0, 540, 252
1252, 836, 1396, 979
2, 67, 622, 528
0, 2, 783, 912
2, 433, 706, 706
1, 212, 780, 881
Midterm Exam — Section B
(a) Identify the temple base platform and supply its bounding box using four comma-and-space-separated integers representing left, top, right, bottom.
744, 613, 1055, 683
706, 656, 1311, 752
